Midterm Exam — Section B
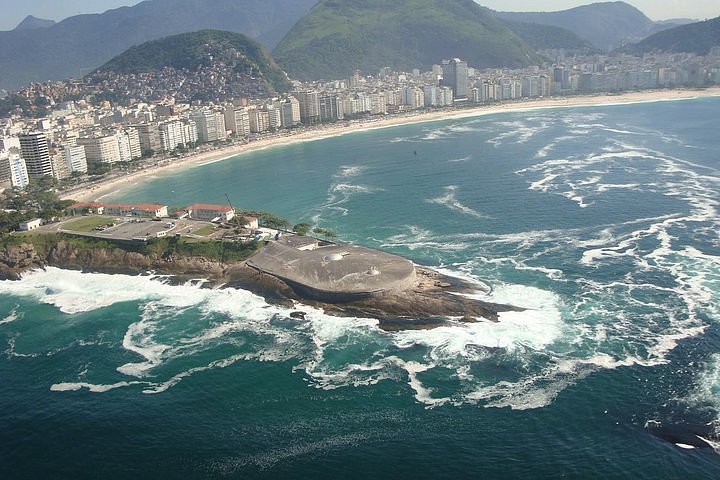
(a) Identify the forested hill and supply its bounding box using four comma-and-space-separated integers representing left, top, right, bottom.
273, 0, 541, 81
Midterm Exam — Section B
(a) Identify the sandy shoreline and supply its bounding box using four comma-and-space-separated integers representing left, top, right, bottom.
65, 87, 720, 203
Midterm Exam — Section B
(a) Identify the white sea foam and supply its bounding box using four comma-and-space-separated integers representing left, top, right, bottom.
50, 381, 147, 393
0, 307, 20, 325
687, 354, 720, 420
426, 185, 489, 219
0, 267, 168, 313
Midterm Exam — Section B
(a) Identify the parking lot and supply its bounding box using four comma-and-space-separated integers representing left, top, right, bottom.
56, 216, 216, 242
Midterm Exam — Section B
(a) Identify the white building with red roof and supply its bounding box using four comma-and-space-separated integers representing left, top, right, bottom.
183, 203, 235, 222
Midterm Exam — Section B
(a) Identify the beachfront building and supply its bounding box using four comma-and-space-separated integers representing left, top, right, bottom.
65, 202, 105, 215
441, 58, 469, 99
183, 203, 235, 222
102, 203, 168, 218
62, 145, 88, 174
191, 110, 227, 143
280, 97, 301, 127
19, 132, 53, 179
295, 90, 321, 125
135, 123, 162, 155
224, 107, 251, 137
159, 120, 185, 151
248, 109, 269, 134
77, 134, 121, 165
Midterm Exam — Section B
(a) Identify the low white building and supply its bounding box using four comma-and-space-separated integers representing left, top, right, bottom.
19, 218, 42, 231
183, 204, 235, 222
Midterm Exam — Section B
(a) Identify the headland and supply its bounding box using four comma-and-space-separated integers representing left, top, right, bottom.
0, 219, 517, 330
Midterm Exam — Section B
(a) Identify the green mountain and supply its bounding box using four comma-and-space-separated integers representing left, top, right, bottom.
623, 17, 720, 56
273, 0, 542, 81
493, 1, 661, 50
0, 0, 316, 91
92, 30, 291, 96
501, 20, 595, 51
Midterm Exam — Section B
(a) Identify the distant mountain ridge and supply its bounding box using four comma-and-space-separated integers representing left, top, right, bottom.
13, 15, 56, 31
0, 0, 316, 91
492, 1, 675, 50
273, 0, 542, 81
623, 16, 720, 56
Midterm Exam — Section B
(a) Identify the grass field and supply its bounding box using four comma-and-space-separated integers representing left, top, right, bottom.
192, 225, 216, 237
62, 216, 118, 232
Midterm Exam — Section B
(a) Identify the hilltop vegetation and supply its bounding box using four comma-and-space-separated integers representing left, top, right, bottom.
501, 20, 595, 51
273, 0, 541, 80
91, 30, 291, 98
623, 17, 720, 55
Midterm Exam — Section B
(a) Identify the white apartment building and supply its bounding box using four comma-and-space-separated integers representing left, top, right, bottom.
77, 134, 121, 164
159, 120, 185, 151
0, 149, 29, 188
63, 144, 88, 174
224, 107, 251, 136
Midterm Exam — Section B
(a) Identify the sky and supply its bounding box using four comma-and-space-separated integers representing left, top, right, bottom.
1, 0, 719, 31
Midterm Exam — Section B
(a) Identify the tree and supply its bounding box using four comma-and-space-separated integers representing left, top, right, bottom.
312, 227, 337, 241
293, 223, 311, 235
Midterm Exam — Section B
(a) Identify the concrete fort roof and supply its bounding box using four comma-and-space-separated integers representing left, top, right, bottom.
247, 236, 417, 302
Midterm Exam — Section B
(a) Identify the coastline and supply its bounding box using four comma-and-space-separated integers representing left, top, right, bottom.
65, 87, 720, 203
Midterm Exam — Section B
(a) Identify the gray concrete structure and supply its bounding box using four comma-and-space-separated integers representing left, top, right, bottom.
247, 236, 417, 302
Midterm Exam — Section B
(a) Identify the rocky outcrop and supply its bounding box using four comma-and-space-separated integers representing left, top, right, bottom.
1, 240, 519, 330
0, 243, 45, 280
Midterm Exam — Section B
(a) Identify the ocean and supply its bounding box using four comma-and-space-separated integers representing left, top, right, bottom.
2, 96, 720, 478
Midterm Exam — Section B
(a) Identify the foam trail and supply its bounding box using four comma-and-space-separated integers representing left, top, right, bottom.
426, 185, 489, 219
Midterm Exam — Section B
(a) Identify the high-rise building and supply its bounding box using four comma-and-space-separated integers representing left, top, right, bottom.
19, 132, 53, 179
191, 110, 226, 143
248, 109, 269, 133
135, 123, 162, 155
77, 135, 121, 165
0, 148, 29, 188
294, 91, 320, 124
126, 128, 142, 159
441, 58, 469, 99
159, 120, 184, 151
63, 145, 88, 174
319, 95, 342, 121
280, 97, 301, 127
224, 107, 251, 137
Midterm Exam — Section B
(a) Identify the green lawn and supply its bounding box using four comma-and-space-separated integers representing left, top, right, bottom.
62, 216, 117, 232
192, 225, 216, 237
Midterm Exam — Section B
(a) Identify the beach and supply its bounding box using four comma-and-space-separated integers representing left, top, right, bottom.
65, 87, 720, 203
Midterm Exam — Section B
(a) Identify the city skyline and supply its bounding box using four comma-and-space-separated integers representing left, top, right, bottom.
2, 0, 719, 31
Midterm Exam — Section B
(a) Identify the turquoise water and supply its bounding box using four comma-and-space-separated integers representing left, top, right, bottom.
2, 97, 720, 478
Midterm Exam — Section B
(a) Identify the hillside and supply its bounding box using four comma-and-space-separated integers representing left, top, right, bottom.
0, 0, 316, 91
273, 0, 541, 81
623, 17, 720, 56
493, 1, 661, 50
501, 20, 594, 51
88, 30, 291, 101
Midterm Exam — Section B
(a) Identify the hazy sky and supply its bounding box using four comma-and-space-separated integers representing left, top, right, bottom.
1, 0, 719, 31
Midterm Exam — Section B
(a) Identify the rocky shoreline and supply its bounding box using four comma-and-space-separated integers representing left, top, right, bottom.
0, 240, 519, 331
